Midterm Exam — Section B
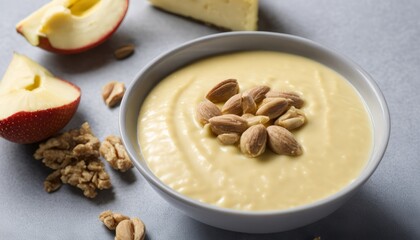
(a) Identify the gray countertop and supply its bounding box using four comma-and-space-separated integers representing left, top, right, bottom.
0, 0, 419, 239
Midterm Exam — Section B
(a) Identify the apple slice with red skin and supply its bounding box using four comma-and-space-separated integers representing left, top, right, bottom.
16, 0, 129, 54
0, 54, 81, 144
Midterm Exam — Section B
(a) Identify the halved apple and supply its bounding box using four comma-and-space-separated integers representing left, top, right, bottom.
16, 0, 129, 54
0, 53, 81, 144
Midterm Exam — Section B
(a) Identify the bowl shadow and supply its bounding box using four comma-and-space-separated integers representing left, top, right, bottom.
180, 187, 411, 239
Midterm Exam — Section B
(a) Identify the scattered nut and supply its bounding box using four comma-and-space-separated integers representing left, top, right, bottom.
217, 133, 240, 145
244, 115, 270, 127
209, 114, 248, 135
115, 218, 146, 240
266, 125, 303, 156
34, 122, 112, 198
44, 169, 62, 193
100, 211, 146, 240
266, 91, 304, 108
115, 220, 134, 240
196, 100, 222, 125
244, 85, 270, 103
103, 81, 126, 107
240, 124, 267, 157
114, 44, 135, 60
275, 116, 305, 131
131, 218, 146, 240
275, 106, 306, 130
241, 94, 257, 114
206, 79, 239, 103
100, 135, 133, 172
99, 210, 130, 230
241, 113, 255, 119
256, 97, 290, 119
222, 93, 242, 115
260, 97, 280, 105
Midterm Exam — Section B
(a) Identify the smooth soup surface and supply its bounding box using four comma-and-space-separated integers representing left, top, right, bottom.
137, 51, 372, 211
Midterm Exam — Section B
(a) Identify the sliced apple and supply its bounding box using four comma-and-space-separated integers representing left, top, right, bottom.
0, 53, 81, 144
16, 0, 129, 54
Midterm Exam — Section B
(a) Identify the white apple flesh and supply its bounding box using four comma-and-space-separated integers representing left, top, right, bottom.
16, 0, 129, 54
0, 53, 81, 144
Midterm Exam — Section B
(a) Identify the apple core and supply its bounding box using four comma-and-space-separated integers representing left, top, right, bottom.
24, 75, 41, 91
68, 0, 101, 17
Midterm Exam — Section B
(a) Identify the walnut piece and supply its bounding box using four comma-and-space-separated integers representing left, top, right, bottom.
100, 136, 133, 172
44, 169, 62, 193
34, 122, 100, 169
99, 211, 146, 240
99, 210, 130, 230
102, 81, 126, 107
34, 122, 112, 198
61, 159, 112, 198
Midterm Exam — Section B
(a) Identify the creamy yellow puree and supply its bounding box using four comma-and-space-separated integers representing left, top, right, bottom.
137, 51, 372, 211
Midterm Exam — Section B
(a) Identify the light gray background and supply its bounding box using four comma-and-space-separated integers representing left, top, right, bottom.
0, 0, 419, 239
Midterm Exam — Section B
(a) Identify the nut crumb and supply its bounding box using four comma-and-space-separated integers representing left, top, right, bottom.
34, 122, 112, 198
102, 81, 126, 107
100, 135, 133, 172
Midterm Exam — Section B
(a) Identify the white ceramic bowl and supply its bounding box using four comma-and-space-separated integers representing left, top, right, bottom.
120, 32, 390, 233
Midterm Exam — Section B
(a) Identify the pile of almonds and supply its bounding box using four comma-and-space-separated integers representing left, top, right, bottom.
197, 79, 307, 158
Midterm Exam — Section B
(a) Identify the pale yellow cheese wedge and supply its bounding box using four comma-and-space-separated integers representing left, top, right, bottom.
149, 0, 258, 31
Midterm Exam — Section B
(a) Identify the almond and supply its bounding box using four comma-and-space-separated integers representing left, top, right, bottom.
196, 100, 222, 125
266, 91, 304, 108
240, 124, 267, 158
209, 114, 248, 135
242, 94, 257, 114
115, 220, 134, 240
275, 116, 306, 130
244, 86, 270, 103
131, 218, 146, 240
222, 93, 242, 115
217, 133, 240, 145
274, 106, 306, 130
266, 126, 302, 156
244, 115, 270, 127
241, 113, 255, 119
206, 79, 239, 103
256, 97, 289, 119
114, 44, 135, 60
102, 81, 125, 107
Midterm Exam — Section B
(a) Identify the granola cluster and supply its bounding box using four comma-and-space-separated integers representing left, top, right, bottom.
34, 122, 112, 198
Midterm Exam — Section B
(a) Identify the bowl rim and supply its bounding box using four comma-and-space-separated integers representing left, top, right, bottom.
120, 31, 391, 216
